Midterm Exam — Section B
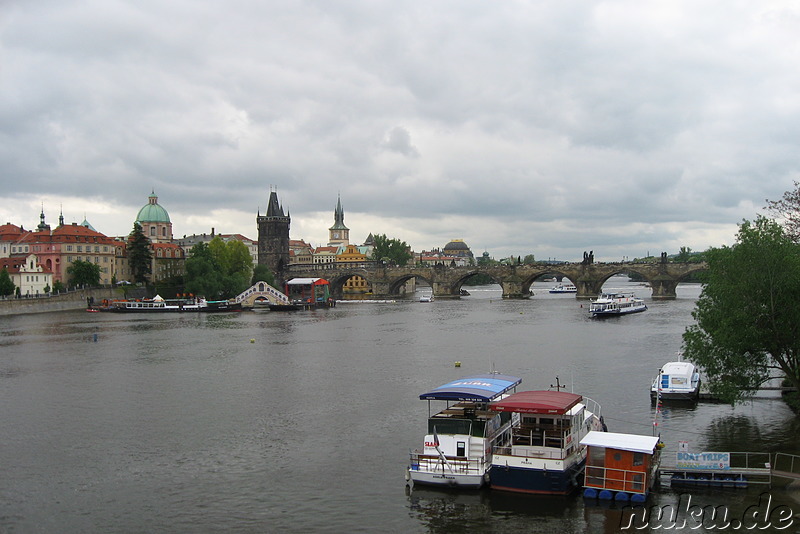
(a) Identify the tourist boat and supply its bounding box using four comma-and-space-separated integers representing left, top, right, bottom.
588, 292, 647, 316
407, 373, 522, 489
419, 294, 434, 302
549, 284, 577, 294
581, 431, 662, 503
111, 296, 242, 312
650, 359, 701, 403
487, 390, 606, 495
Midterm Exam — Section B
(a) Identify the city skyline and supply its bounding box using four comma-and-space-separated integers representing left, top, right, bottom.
3, 2, 798, 261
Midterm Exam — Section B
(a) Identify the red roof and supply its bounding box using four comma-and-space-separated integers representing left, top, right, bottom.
490, 391, 582, 415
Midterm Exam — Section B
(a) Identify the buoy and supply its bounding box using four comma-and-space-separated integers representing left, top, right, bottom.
250, 339, 255, 343
454, 361, 461, 367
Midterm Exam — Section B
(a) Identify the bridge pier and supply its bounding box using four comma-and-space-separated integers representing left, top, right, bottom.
649, 278, 679, 299
501, 278, 530, 299
575, 280, 603, 299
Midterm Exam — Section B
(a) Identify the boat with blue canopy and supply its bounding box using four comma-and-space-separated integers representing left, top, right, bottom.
407, 374, 522, 489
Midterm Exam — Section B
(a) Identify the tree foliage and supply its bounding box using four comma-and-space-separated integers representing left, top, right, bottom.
0, 268, 14, 297
765, 180, 800, 242
251, 264, 275, 286
371, 234, 413, 266
128, 222, 152, 284
67, 259, 101, 287
682, 216, 800, 404
184, 237, 253, 299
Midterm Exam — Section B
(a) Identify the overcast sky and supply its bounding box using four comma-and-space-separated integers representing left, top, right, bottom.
2, 1, 799, 261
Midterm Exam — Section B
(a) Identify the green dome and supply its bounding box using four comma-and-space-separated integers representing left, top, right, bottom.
137, 193, 171, 223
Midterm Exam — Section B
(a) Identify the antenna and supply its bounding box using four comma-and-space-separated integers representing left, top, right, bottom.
550, 376, 566, 391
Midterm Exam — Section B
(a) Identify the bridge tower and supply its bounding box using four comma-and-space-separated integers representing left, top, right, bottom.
257, 189, 290, 279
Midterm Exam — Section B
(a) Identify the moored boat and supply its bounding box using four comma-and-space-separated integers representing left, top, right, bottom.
407, 374, 522, 489
549, 284, 577, 294
589, 292, 647, 316
111, 296, 241, 313
419, 294, 434, 302
488, 390, 605, 495
650, 360, 701, 403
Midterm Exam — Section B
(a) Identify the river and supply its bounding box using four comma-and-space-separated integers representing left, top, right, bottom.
1, 279, 799, 533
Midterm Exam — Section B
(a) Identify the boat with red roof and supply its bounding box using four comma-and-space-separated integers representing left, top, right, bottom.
488, 389, 605, 495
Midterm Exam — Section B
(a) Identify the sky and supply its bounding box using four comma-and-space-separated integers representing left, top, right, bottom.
2, 1, 799, 262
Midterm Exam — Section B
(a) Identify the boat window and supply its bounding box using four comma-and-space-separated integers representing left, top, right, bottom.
456, 442, 466, 456
633, 452, 644, 466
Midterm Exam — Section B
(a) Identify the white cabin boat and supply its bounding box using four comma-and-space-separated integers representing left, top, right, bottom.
650, 360, 701, 402
549, 284, 577, 294
407, 374, 522, 489
419, 294, 434, 302
589, 292, 647, 316
488, 390, 605, 495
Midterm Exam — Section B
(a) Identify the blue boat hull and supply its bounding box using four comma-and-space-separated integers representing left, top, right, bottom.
489, 460, 585, 495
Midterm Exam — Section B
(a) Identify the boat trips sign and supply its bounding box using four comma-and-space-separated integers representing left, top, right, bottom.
676, 451, 731, 470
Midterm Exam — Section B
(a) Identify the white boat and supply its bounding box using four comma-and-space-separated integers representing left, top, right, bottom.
419, 294, 434, 302
549, 284, 577, 294
111, 296, 241, 313
589, 292, 647, 316
650, 360, 701, 402
488, 390, 606, 495
407, 374, 522, 489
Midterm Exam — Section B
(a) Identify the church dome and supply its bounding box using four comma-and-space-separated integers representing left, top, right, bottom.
136, 192, 171, 223
443, 239, 470, 252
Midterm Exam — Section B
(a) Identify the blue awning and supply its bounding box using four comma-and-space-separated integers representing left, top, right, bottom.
419, 374, 522, 402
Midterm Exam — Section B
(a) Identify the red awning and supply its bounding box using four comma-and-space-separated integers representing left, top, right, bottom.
490, 391, 582, 415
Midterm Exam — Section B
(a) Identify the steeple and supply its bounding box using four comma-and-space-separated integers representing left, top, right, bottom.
37, 205, 50, 232
328, 194, 350, 246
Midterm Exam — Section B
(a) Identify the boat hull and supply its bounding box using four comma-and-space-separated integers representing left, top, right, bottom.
590, 306, 647, 317
650, 389, 700, 402
489, 458, 585, 495
407, 469, 486, 489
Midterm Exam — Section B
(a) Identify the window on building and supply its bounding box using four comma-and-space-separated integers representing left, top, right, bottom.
150, 227, 156, 236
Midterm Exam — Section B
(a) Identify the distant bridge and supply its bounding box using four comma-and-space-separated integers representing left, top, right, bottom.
285, 261, 707, 300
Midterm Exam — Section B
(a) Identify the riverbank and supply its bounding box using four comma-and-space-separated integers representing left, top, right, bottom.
0, 288, 117, 316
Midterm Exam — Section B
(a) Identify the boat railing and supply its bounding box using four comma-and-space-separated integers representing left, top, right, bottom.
409, 451, 485, 475
582, 397, 603, 423
511, 427, 569, 449
584, 465, 651, 495
495, 445, 566, 460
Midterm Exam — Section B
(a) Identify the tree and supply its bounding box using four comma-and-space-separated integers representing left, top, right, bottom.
67, 260, 101, 287
0, 268, 14, 297
128, 222, 152, 284
184, 238, 254, 299
682, 216, 800, 405
53, 280, 65, 293
766, 180, 800, 242
251, 264, 275, 286
371, 234, 413, 266
522, 254, 536, 264
676, 246, 692, 262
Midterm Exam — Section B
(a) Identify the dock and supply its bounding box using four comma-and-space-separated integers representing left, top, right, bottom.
659, 452, 800, 488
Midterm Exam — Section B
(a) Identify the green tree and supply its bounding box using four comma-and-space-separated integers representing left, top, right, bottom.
184, 238, 253, 299
0, 268, 14, 297
251, 264, 275, 286
67, 259, 101, 287
53, 280, 65, 293
522, 254, 536, 264
766, 179, 800, 242
371, 234, 413, 266
676, 246, 692, 262
128, 222, 152, 284
682, 216, 800, 405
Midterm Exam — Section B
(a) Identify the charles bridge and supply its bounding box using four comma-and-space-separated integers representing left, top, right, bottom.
284, 261, 707, 300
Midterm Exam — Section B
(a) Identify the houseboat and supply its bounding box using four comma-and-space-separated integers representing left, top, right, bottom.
407, 374, 522, 489
487, 390, 605, 495
650, 360, 701, 403
581, 431, 662, 503
589, 292, 647, 317
549, 284, 577, 294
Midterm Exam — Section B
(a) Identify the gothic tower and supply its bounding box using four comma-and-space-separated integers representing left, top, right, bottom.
327, 194, 349, 247
257, 189, 290, 277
